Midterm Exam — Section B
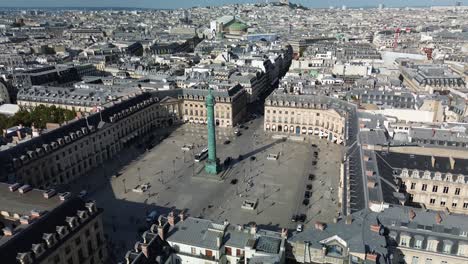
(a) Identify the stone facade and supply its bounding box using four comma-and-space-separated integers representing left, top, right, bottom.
264, 94, 346, 144
0, 92, 183, 188
180, 85, 247, 128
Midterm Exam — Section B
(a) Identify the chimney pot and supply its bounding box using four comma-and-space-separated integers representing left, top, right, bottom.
370, 224, 381, 233
409, 209, 416, 220
281, 228, 288, 238
250, 224, 257, 235
345, 215, 353, 225
157, 225, 165, 240
179, 211, 185, 222
168, 212, 175, 226
141, 243, 150, 258
435, 213, 443, 224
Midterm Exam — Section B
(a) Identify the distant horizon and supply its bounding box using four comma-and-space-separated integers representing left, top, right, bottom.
0, 0, 466, 9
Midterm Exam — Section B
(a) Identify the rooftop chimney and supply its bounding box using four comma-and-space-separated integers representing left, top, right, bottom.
345, 215, 353, 225
370, 224, 381, 233
3, 227, 14, 236
409, 209, 416, 221
141, 243, 150, 258
435, 213, 443, 224
281, 228, 288, 239
216, 236, 222, 248
157, 224, 165, 241
366, 253, 378, 262
431, 156, 436, 168
250, 224, 257, 235
168, 212, 175, 226
179, 211, 185, 222
449, 156, 455, 170
315, 221, 326, 231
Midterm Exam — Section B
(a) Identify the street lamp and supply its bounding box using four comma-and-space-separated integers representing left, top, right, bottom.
173, 159, 176, 177
138, 167, 141, 182
122, 179, 127, 194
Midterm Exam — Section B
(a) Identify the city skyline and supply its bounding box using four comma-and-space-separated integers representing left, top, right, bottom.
0, 0, 467, 9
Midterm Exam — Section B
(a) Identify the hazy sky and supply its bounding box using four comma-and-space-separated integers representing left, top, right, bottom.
0, 0, 466, 8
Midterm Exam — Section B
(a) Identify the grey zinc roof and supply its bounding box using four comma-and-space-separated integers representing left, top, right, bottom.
166, 217, 223, 250
289, 210, 388, 257
254, 236, 281, 254
225, 226, 252, 248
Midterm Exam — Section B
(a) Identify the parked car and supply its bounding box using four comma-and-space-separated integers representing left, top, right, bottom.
311, 144, 318, 148
146, 210, 158, 223
308, 174, 315, 180
302, 199, 310, 206
238, 154, 243, 161
296, 224, 303, 232
306, 184, 312, 190
224, 140, 231, 145
304, 191, 311, 199
298, 214, 307, 222
312, 161, 317, 166
250, 156, 256, 161
291, 214, 298, 222
230, 179, 238, 185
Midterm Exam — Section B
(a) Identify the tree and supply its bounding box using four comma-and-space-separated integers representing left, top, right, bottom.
0, 105, 77, 131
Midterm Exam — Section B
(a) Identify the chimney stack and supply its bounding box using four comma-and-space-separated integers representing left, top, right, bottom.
370, 224, 381, 233
431, 156, 436, 168
409, 209, 416, 221
157, 224, 165, 241
449, 156, 455, 170
345, 215, 353, 225
179, 211, 185, 222
435, 213, 443, 224
141, 243, 150, 258
315, 221, 326, 230
250, 224, 257, 235
216, 236, 222, 248
168, 212, 175, 227
281, 228, 288, 239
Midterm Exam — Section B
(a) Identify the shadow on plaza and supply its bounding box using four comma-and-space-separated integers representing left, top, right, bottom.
228, 138, 286, 168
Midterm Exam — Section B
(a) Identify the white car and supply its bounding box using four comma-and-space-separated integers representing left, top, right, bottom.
296, 224, 303, 232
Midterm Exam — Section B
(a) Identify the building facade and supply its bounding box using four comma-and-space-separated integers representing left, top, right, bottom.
264, 94, 346, 144
0, 92, 183, 188
180, 84, 247, 128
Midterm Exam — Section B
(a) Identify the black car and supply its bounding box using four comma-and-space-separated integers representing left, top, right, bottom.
302, 199, 310, 206
304, 191, 311, 199
311, 144, 318, 148
230, 179, 238, 185
224, 140, 231, 145
291, 214, 298, 222
238, 154, 243, 161
239, 124, 245, 128
314, 151, 319, 156
244, 126, 249, 130
308, 174, 315, 180
250, 156, 256, 161
298, 214, 307, 222
306, 184, 312, 190
312, 161, 317, 166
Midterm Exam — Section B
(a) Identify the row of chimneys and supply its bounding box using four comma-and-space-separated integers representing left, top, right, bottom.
15, 201, 98, 264
408, 208, 443, 224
